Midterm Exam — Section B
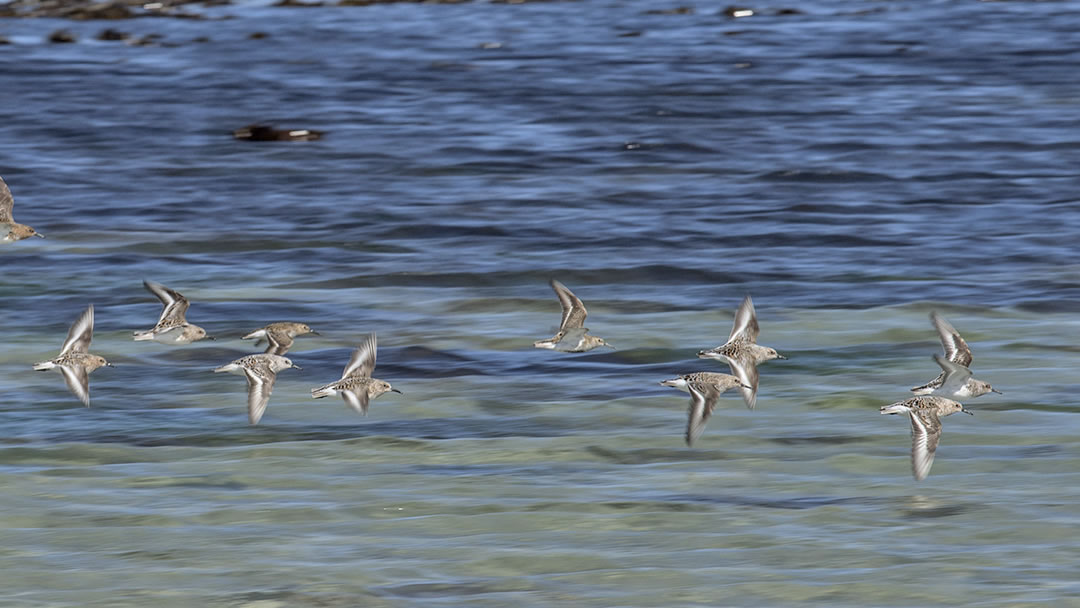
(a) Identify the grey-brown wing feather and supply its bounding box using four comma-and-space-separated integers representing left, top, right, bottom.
727, 295, 760, 345
342, 389, 370, 416
685, 382, 721, 446
724, 353, 759, 410
264, 331, 293, 356
909, 408, 943, 481
342, 333, 377, 379
244, 365, 277, 425
553, 327, 589, 352
0, 176, 14, 223
60, 305, 95, 355
59, 364, 91, 406
931, 312, 973, 367
932, 353, 973, 397
144, 280, 191, 326
551, 280, 588, 330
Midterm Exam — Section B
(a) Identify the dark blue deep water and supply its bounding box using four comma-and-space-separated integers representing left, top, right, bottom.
2, 1, 1080, 606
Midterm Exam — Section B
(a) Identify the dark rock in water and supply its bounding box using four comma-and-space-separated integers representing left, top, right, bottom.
339, 0, 473, 4
232, 124, 324, 142
617, 30, 642, 37
644, 6, 692, 15
192, 35, 210, 42
48, 29, 77, 43
96, 27, 129, 40
776, 7, 803, 15
248, 31, 268, 39
0, 36, 11, 44
722, 6, 754, 17
70, 1, 132, 19
5, 0, 212, 19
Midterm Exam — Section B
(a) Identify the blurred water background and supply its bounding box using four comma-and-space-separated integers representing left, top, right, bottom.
2, 0, 1080, 605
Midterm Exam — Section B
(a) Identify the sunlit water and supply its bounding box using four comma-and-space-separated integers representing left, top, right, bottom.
2, 0, 1080, 605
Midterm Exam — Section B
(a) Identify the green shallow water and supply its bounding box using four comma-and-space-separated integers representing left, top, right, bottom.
1, 304, 1079, 607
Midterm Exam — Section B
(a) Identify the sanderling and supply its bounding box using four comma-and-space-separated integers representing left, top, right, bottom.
1, 176, 45, 242
912, 312, 999, 398
311, 333, 401, 416
928, 353, 1001, 399
133, 280, 212, 345
33, 305, 112, 406
242, 322, 319, 356
880, 395, 973, 481
213, 353, 300, 425
697, 295, 785, 409
533, 279, 614, 352
660, 372, 752, 446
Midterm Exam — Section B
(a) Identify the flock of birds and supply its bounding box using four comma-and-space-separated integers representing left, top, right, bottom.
29, 279, 399, 426
533, 280, 1001, 482
4, 176, 1001, 481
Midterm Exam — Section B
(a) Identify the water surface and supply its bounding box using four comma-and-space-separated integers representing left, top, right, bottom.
2, 1, 1080, 605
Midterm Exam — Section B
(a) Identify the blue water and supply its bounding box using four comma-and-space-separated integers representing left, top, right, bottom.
2, 1, 1080, 605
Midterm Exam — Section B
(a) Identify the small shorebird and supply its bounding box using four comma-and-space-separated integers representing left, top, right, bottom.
243, 322, 319, 355
880, 395, 973, 481
927, 353, 1001, 399
0, 176, 45, 242
311, 333, 401, 416
697, 295, 785, 409
912, 312, 999, 398
533, 279, 614, 352
133, 280, 212, 345
33, 305, 112, 406
661, 372, 752, 446
213, 353, 300, 424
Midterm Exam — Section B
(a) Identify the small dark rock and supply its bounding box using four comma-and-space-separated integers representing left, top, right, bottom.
644, 6, 692, 15
233, 124, 324, 142
617, 30, 642, 37
248, 31, 268, 39
192, 35, 210, 42
48, 29, 77, 43
0, 36, 11, 45
97, 28, 130, 40
775, 7, 803, 15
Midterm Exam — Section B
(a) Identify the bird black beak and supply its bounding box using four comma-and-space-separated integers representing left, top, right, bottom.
309, 330, 321, 336
391, 388, 402, 394
991, 388, 1003, 394
291, 364, 303, 370
105, 362, 115, 367
961, 408, 974, 415
740, 384, 753, 390
776, 354, 788, 360
205, 336, 216, 341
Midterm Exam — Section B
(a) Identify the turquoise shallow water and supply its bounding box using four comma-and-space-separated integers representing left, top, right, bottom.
3, 0, 1080, 605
